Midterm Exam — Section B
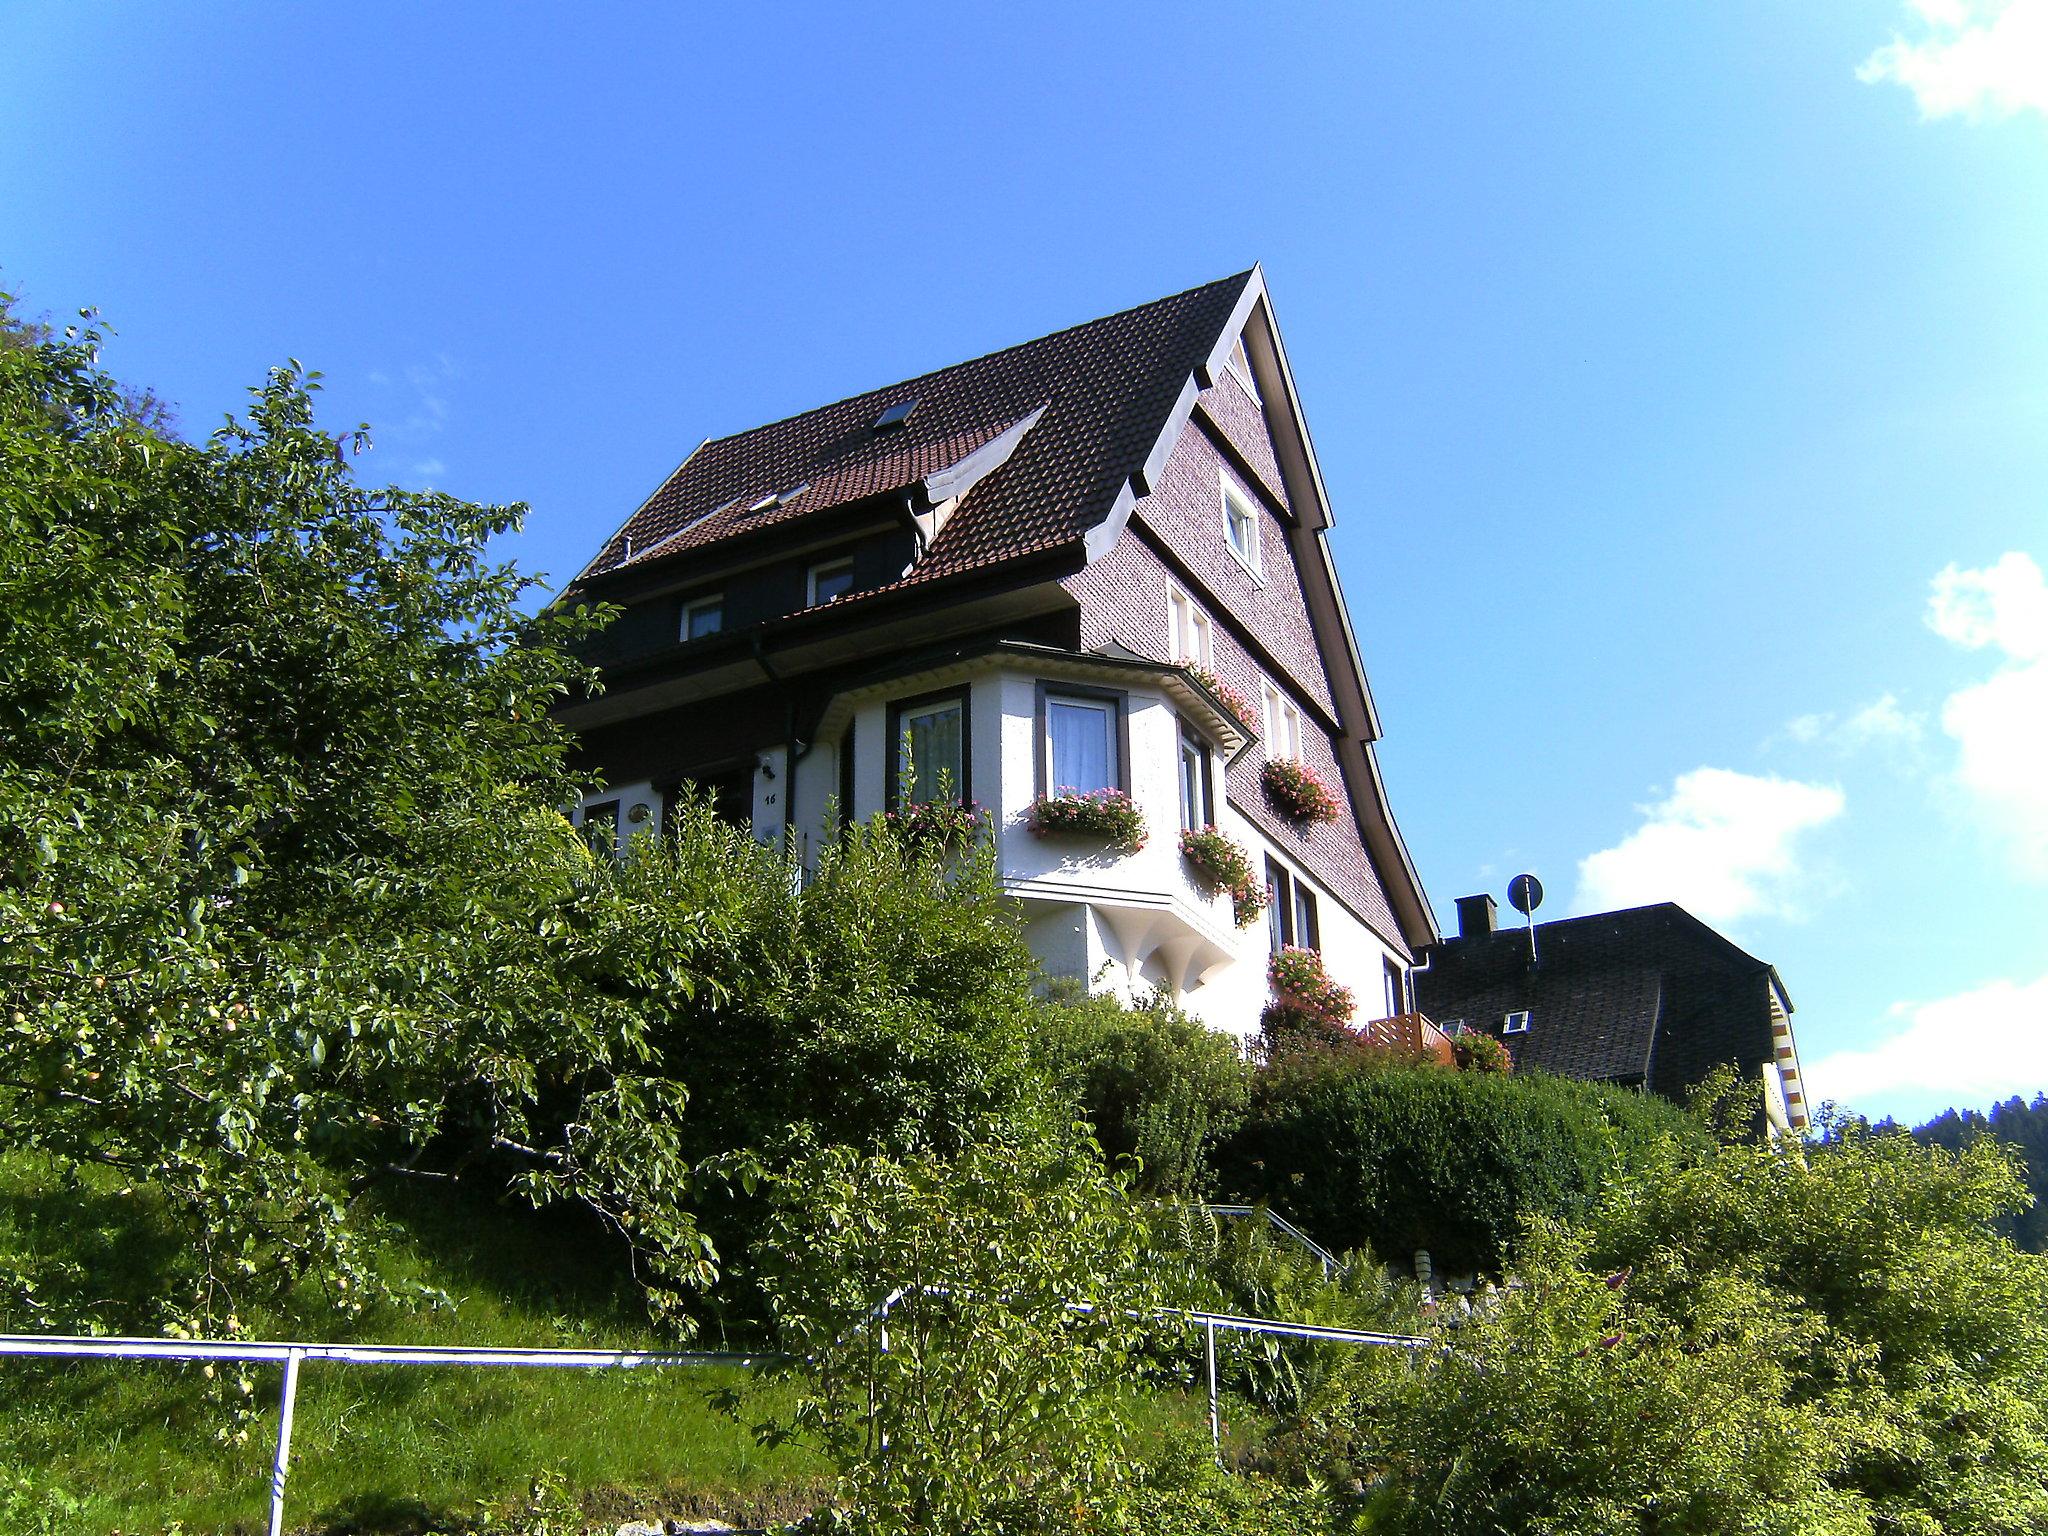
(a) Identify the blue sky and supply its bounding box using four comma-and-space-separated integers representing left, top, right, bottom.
6, 2, 2044, 1123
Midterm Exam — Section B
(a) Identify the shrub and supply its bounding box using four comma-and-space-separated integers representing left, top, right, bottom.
1216, 1058, 1703, 1274
1267, 947, 1354, 1027
1178, 826, 1267, 928
881, 796, 986, 846
1260, 758, 1340, 823
1452, 1031, 1512, 1074
1028, 788, 1147, 853
1182, 664, 1257, 733
746, 1129, 1162, 1536
1033, 984, 1250, 1196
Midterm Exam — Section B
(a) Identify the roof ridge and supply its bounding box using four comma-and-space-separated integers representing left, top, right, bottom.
694, 269, 1257, 449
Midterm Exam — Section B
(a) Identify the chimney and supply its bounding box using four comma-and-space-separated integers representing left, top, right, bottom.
1455, 893, 1497, 940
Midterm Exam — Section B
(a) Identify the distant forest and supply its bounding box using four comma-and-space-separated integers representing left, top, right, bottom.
1908, 1096, 2048, 1252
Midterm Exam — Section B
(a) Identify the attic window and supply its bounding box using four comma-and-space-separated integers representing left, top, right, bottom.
1224, 336, 1260, 403
746, 481, 811, 515
1503, 1010, 1531, 1035
872, 399, 919, 433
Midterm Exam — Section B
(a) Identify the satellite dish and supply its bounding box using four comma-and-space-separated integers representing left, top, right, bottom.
1507, 873, 1544, 917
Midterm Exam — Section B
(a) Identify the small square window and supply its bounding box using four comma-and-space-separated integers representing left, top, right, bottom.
682, 595, 723, 641
1503, 1010, 1531, 1035
808, 557, 856, 606
1221, 475, 1260, 573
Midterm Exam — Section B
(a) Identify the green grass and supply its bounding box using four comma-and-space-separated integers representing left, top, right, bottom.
0, 1156, 832, 1534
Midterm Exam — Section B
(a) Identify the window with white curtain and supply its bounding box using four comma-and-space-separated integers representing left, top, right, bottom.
893, 693, 966, 806
1045, 693, 1117, 795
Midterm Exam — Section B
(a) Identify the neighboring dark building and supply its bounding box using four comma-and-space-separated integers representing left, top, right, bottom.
1415, 894, 1810, 1134
553, 269, 1437, 1038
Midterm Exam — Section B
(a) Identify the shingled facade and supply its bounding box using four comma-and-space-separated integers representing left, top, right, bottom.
1415, 895, 1811, 1134
554, 269, 1437, 1038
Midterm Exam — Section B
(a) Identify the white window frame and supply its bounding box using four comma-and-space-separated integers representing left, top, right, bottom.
1224, 335, 1261, 403
1220, 471, 1261, 576
1503, 1010, 1531, 1035
681, 594, 724, 641
1176, 722, 1212, 833
1261, 683, 1303, 760
1044, 692, 1120, 796
807, 556, 855, 607
1166, 585, 1213, 668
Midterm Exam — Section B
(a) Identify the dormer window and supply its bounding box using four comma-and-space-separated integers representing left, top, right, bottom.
681, 594, 724, 641
1221, 473, 1260, 574
808, 556, 856, 606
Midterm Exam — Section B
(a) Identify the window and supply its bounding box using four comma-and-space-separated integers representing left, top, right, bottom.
1261, 684, 1303, 759
1044, 691, 1119, 795
1265, 857, 1320, 955
1383, 958, 1406, 1019
580, 799, 619, 857
889, 688, 968, 807
1177, 724, 1213, 832
808, 556, 856, 606
1224, 335, 1260, 403
1167, 586, 1213, 667
681, 594, 723, 641
1221, 474, 1260, 573
1503, 1010, 1531, 1035
837, 723, 856, 831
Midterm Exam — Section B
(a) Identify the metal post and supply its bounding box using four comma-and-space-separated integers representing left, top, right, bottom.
1205, 1320, 1220, 1465
267, 1347, 304, 1536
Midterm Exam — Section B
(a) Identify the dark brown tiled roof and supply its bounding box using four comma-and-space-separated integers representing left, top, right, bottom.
1414, 903, 1780, 1093
569, 271, 1256, 596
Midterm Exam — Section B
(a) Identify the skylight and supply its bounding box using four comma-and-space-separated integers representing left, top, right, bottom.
872, 399, 918, 433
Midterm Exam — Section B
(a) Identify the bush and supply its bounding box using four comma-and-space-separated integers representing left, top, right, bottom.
1216, 1057, 1703, 1273
746, 1129, 1162, 1536
1452, 1031, 1512, 1074
1267, 947, 1354, 1027
1033, 985, 1249, 1196
1027, 789, 1147, 853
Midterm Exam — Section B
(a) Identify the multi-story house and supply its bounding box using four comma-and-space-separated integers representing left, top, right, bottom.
554, 269, 1437, 1039
1416, 893, 1811, 1135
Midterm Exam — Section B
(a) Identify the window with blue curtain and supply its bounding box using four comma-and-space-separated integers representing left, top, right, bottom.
1046, 695, 1116, 794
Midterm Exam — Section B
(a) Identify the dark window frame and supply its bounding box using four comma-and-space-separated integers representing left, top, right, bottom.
1176, 718, 1215, 832
1033, 681, 1131, 800
886, 684, 972, 808
837, 721, 857, 831
1265, 854, 1321, 955
808, 555, 857, 607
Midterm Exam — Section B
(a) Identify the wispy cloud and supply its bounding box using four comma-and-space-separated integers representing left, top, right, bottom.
1927, 551, 2048, 876
1858, 0, 2048, 121
1808, 971, 2048, 1113
1777, 692, 1926, 755
1572, 768, 1845, 927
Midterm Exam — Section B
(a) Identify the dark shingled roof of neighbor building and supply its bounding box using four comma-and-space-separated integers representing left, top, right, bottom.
1414, 901, 1784, 1098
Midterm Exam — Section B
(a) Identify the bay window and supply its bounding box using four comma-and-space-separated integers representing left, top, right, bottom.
888, 688, 968, 807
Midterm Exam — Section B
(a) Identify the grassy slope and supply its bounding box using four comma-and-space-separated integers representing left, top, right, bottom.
0, 1155, 831, 1534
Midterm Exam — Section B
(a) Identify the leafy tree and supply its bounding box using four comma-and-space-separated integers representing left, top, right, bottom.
0, 298, 713, 1332
1913, 1094, 2048, 1252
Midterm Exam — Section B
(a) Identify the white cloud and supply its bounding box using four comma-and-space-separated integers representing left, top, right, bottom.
1573, 768, 1846, 926
1858, 0, 2048, 121
1927, 552, 2048, 876
1808, 972, 2048, 1112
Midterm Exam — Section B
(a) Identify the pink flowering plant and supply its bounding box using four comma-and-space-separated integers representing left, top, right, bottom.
1177, 825, 1267, 928
1266, 946, 1355, 1027
1027, 787, 1147, 854
1261, 757, 1340, 824
1182, 664, 1257, 734
883, 797, 987, 848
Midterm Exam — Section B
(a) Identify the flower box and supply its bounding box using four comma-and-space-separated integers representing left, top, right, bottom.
1027, 788, 1147, 854
1261, 757, 1340, 824
1178, 825, 1267, 928
1266, 945, 1355, 1027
